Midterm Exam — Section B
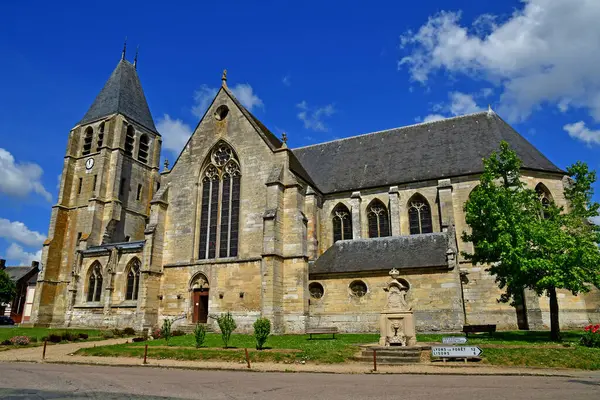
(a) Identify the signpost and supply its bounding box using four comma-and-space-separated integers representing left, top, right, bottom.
442, 336, 468, 344
432, 346, 482, 363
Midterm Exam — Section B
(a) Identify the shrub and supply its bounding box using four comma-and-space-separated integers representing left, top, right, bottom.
194, 323, 206, 348
10, 336, 30, 346
171, 329, 185, 337
102, 331, 115, 339
152, 327, 162, 339
41, 336, 48, 342
29, 336, 38, 343
78, 333, 89, 340
112, 329, 124, 337
132, 337, 147, 342
581, 324, 600, 348
61, 332, 76, 342
1, 340, 11, 346
216, 312, 237, 348
48, 334, 62, 343
253, 317, 271, 350
122, 327, 136, 336
161, 319, 172, 344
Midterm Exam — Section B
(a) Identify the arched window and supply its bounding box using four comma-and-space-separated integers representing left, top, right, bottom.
367, 199, 390, 238
82, 127, 93, 155
408, 194, 433, 234
86, 263, 103, 302
535, 183, 553, 219
332, 203, 352, 242
125, 125, 135, 157
125, 258, 141, 301
199, 142, 241, 259
138, 134, 149, 163
96, 122, 105, 151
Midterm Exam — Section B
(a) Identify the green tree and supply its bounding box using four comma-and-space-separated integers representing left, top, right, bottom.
161, 318, 172, 345
0, 269, 16, 304
215, 312, 237, 348
463, 142, 600, 341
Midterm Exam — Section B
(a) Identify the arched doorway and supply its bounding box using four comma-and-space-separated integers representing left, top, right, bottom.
190, 273, 210, 323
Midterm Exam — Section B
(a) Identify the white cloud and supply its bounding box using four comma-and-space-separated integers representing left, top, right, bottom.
297, 101, 336, 132
230, 83, 264, 111
563, 121, 600, 145
156, 114, 193, 154
0, 148, 52, 202
591, 216, 600, 225
423, 114, 446, 123
191, 83, 264, 119
0, 218, 46, 247
191, 85, 219, 119
282, 75, 291, 86
419, 91, 483, 122
399, 1, 600, 123
5, 243, 41, 266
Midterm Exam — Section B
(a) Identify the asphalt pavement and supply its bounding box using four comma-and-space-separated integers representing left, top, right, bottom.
0, 362, 598, 399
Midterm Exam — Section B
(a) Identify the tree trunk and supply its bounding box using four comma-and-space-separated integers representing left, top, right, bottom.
548, 286, 561, 341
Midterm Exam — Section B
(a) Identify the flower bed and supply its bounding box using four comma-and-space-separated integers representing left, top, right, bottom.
581, 324, 600, 348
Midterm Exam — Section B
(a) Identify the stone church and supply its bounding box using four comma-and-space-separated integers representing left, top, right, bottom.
30, 53, 600, 333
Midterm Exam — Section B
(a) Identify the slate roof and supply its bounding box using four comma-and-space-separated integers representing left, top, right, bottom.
80, 59, 158, 134
309, 233, 450, 276
4, 266, 38, 283
292, 111, 564, 194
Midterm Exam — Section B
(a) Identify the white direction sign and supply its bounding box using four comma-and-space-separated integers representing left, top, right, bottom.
442, 336, 468, 344
432, 346, 482, 358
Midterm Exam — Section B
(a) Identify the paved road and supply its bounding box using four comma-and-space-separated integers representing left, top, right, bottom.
0, 362, 598, 399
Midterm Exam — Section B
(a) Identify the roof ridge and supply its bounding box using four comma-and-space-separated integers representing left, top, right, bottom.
293, 111, 490, 151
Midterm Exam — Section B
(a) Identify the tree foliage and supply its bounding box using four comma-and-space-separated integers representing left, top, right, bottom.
0, 269, 16, 304
215, 312, 237, 348
463, 141, 600, 340
253, 317, 271, 350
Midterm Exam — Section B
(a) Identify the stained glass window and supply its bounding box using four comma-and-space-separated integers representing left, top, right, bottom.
408, 194, 433, 234
332, 204, 352, 242
367, 199, 390, 238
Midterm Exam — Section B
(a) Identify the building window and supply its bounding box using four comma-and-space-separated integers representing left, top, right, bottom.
136, 184, 142, 201
97, 122, 105, 151
408, 194, 433, 234
82, 127, 93, 155
535, 183, 553, 219
125, 125, 135, 157
77, 177, 83, 194
332, 203, 352, 242
309, 282, 324, 299
349, 280, 367, 297
125, 258, 141, 301
92, 174, 97, 192
120, 178, 126, 196
138, 134, 149, 163
199, 142, 241, 259
86, 263, 103, 302
367, 199, 390, 238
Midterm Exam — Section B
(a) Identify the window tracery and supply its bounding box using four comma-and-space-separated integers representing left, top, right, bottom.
367, 199, 390, 238
199, 142, 241, 259
408, 194, 433, 234
332, 204, 352, 242
86, 263, 103, 302
125, 258, 141, 301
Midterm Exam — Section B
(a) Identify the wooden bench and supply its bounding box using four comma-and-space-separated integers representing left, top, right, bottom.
306, 327, 338, 339
462, 324, 496, 337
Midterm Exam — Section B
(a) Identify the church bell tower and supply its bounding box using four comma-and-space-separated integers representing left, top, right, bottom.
31, 47, 162, 326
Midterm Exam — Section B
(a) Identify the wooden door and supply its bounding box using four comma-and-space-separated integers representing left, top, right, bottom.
192, 290, 209, 323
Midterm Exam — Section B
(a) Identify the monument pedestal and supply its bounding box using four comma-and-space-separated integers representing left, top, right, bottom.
378, 310, 416, 346
378, 268, 417, 347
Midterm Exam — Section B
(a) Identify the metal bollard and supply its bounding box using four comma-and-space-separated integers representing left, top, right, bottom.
42, 340, 47, 360
373, 349, 377, 372
245, 348, 251, 369
143, 344, 148, 364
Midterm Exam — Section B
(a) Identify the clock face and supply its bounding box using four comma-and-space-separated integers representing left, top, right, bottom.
85, 158, 95, 170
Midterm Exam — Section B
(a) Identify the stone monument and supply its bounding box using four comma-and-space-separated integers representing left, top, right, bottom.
379, 268, 417, 346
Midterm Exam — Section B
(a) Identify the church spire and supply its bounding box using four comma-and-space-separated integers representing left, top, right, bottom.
221, 69, 227, 88
79, 57, 158, 134
121, 37, 127, 60
133, 45, 139, 69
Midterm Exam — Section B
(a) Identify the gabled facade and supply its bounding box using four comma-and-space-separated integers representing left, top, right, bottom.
30, 58, 600, 333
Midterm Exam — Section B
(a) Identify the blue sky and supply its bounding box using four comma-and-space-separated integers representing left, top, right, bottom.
1, 0, 599, 265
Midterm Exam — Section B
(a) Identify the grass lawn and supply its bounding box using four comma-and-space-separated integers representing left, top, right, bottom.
75, 330, 600, 369
0, 327, 106, 344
